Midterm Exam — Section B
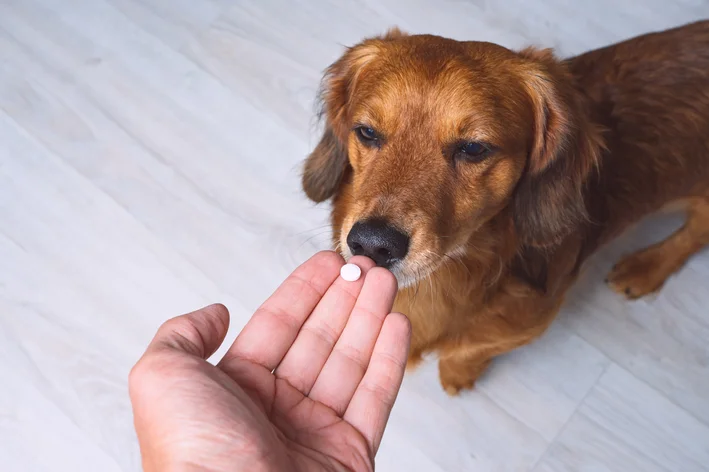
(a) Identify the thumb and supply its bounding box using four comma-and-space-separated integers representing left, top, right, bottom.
146, 303, 230, 359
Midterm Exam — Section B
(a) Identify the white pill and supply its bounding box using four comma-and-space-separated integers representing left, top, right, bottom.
340, 263, 362, 282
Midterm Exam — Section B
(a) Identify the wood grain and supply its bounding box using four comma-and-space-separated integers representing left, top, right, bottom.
1, 0, 708, 470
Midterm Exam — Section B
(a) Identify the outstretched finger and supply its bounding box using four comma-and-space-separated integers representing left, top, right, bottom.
308, 267, 398, 415
343, 312, 411, 455
220, 251, 343, 371
275, 256, 376, 394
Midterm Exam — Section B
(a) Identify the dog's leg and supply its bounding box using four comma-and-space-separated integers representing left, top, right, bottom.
438, 305, 561, 395
607, 196, 709, 299
434, 273, 570, 395
438, 348, 494, 395
438, 325, 552, 395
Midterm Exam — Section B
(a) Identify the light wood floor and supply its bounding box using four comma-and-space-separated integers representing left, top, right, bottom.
1, 1, 708, 471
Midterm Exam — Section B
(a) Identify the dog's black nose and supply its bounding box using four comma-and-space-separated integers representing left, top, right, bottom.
347, 219, 409, 268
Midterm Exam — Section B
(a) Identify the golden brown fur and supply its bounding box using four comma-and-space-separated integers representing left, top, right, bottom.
302, 21, 709, 394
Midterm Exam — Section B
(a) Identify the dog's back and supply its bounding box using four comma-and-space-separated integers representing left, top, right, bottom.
570, 21, 709, 243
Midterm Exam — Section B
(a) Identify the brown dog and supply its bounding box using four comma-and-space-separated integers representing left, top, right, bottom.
301, 21, 709, 394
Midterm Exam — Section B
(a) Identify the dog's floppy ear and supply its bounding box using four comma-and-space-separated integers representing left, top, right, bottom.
512, 48, 604, 247
301, 55, 352, 203
302, 29, 406, 203
302, 126, 348, 203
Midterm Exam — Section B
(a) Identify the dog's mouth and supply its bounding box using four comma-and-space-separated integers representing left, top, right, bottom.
392, 245, 469, 289
338, 246, 437, 288
388, 255, 445, 289
338, 220, 467, 288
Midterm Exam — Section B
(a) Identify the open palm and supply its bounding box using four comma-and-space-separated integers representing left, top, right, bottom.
130, 252, 411, 472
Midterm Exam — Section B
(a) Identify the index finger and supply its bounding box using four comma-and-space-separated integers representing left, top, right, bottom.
219, 251, 344, 370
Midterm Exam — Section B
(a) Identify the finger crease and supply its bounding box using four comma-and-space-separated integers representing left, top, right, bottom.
301, 323, 339, 347
358, 380, 396, 406
372, 350, 407, 371
335, 344, 369, 373
332, 282, 363, 301
291, 273, 329, 299
258, 305, 302, 332
169, 326, 205, 357
350, 305, 386, 324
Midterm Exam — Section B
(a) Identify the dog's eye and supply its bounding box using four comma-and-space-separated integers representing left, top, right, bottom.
355, 126, 380, 147
455, 142, 492, 162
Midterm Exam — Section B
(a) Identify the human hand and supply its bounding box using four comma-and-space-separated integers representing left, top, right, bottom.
129, 251, 411, 472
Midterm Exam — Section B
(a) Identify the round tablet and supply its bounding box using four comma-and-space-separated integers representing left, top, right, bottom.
340, 263, 362, 282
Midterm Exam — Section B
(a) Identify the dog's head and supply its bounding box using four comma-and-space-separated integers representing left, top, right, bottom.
303, 30, 602, 287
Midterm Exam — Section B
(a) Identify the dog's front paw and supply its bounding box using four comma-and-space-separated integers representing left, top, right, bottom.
438, 357, 491, 396
405, 350, 424, 371
439, 373, 476, 396
606, 247, 671, 299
